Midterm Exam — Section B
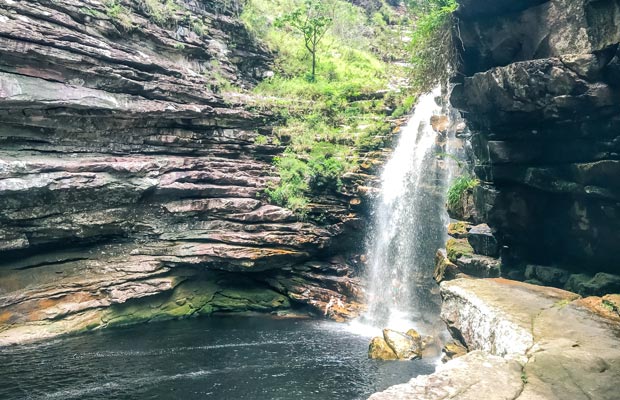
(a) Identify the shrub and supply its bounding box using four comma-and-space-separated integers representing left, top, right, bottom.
105, 0, 134, 31
142, 0, 180, 28
447, 175, 479, 210
406, 0, 458, 93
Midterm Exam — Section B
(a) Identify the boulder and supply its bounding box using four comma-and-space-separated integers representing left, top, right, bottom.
524, 265, 570, 288
566, 272, 620, 296
466, 224, 499, 257
368, 337, 398, 361
455, 254, 501, 278
446, 238, 474, 263
405, 328, 422, 343
383, 329, 422, 360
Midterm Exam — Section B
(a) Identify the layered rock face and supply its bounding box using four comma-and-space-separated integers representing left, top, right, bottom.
450, 0, 620, 286
0, 0, 370, 345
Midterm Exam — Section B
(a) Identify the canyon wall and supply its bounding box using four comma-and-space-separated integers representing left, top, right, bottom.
0, 0, 377, 345
450, 0, 620, 294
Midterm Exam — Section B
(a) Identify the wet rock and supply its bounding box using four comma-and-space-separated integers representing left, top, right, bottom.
405, 328, 422, 343
466, 224, 498, 257
382, 329, 422, 360
368, 337, 398, 360
441, 341, 468, 363
383, 278, 620, 400
434, 248, 462, 283
430, 115, 449, 133
369, 351, 524, 400
524, 265, 570, 288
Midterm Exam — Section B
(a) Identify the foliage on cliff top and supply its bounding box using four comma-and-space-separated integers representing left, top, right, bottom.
241, 0, 411, 215
405, 0, 458, 92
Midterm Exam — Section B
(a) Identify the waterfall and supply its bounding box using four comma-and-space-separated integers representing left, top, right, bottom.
356, 87, 458, 335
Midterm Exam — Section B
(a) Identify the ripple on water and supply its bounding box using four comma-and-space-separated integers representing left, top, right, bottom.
0, 316, 438, 400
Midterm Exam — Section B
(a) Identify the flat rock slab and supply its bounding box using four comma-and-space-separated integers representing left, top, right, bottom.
370, 278, 620, 399
369, 350, 524, 400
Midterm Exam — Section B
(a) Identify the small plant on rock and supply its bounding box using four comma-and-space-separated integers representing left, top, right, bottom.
447, 175, 479, 210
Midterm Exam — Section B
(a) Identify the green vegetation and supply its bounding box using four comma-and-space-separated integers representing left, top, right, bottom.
275, 0, 334, 81
602, 299, 620, 315
104, 0, 134, 31
142, 0, 180, 28
521, 371, 528, 384
405, 0, 458, 92
241, 0, 411, 214
447, 175, 479, 210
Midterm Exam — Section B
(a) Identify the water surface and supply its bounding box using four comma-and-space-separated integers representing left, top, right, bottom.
0, 316, 437, 400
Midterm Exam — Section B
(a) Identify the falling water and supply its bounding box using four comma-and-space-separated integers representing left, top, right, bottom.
359, 86, 457, 335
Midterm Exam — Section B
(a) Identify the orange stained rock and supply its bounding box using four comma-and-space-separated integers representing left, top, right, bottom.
574, 295, 620, 323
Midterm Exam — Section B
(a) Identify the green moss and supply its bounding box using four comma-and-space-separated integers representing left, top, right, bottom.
447, 221, 470, 237
553, 299, 572, 309
446, 238, 474, 263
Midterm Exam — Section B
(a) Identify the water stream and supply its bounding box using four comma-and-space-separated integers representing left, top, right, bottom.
357, 87, 455, 336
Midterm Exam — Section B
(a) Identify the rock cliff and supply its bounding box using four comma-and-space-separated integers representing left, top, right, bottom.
450, 0, 620, 289
0, 0, 375, 345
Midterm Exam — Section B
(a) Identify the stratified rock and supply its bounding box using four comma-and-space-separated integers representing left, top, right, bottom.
466, 224, 499, 257
456, 0, 620, 75
451, 0, 620, 280
0, 0, 372, 345
383, 329, 422, 360
368, 337, 398, 360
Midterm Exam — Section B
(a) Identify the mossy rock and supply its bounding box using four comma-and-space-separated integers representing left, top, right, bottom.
447, 221, 471, 238
446, 238, 474, 263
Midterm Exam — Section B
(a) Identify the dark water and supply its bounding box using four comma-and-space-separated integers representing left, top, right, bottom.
0, 316, 437, 400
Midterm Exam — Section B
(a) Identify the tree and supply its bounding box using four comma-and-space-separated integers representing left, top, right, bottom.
275, 0, 334, 81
